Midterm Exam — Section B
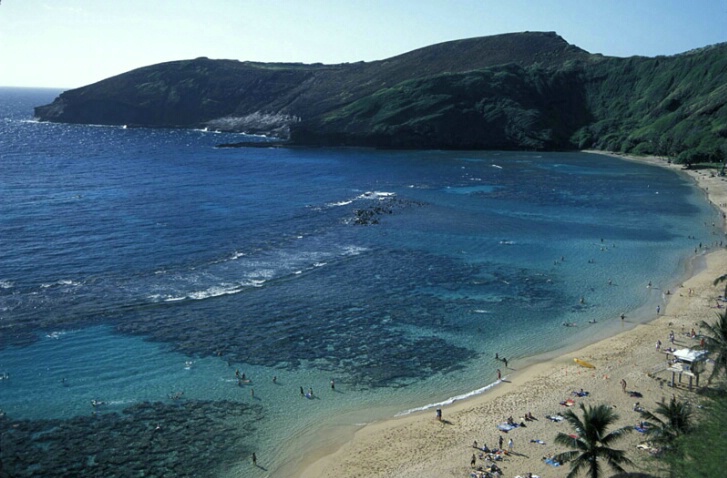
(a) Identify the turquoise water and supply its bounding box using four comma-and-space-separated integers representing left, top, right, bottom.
0, 87, 722, 477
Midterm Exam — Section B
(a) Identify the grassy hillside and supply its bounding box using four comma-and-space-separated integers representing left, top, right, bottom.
294, 63, 590, 149
34, 32, 727, 162
576, 43, 727, 164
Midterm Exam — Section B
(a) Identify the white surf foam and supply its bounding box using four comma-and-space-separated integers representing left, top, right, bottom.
395, 379, 503, 417
358, 191, 396, 200
41, 279, 82, 288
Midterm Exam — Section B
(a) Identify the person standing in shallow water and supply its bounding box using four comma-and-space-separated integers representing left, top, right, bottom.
252, 452, 257, 466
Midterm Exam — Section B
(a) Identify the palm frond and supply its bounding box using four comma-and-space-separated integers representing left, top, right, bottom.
553, 403, 632, 477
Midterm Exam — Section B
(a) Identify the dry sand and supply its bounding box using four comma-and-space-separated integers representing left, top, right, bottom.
297, 152, 727, 478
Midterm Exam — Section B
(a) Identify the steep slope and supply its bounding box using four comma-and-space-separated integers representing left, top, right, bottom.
34, 31, 727, 160
577, 43, 727, 163
294, 63, 591, 149
34, 32, 592, 134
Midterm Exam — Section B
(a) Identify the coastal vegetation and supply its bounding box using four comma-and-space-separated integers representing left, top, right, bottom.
552, 403, 632, 478
666, 393, 727, 478
629, 312, 727, 477
699, 311, 727, 383
34, 32, 727, 163
638, 397, 693, 452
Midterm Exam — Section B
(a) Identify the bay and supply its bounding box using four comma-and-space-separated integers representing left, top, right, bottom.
0, 87, 719, 477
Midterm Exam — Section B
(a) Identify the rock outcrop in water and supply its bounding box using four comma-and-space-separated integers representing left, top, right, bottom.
35, 32, 727, 163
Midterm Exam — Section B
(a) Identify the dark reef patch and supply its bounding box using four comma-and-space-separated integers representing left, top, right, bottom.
0, 400, 262, 478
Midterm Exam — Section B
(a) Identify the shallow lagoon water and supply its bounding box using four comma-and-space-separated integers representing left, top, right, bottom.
0, 87, 722, 477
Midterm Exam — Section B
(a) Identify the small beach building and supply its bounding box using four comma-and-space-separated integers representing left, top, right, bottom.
666, 348, 708, 390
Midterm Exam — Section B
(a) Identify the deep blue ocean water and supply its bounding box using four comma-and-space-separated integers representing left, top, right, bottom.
0, 87, 721, 477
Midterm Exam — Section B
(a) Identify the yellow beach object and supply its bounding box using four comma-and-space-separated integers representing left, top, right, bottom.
574, 358, 595, 369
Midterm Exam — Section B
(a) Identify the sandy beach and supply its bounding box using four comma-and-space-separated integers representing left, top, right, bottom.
297, 152, 727, 478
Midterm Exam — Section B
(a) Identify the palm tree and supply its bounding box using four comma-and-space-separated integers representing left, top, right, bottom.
699, 310, 727, 384
553, 403, 633, 478
638, 397, 692, 450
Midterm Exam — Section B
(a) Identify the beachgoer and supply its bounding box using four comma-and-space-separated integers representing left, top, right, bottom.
503, 357, 508, 368
499, 435, 504, 449
497, 369, 501, 380
300, 386, 304, 397
508, 438, 514, 452
656, 305, 661, 315
656, 339, 661, 351
473, 440, 478, 449
272, 376, 277, 383
471, 453, 477, 467
621, 379, 627, 393
252, 452, 257, 466
251, 388, 254, 398
330, 379, 335, 390
436, 408, 442, 421
495, 353, 499, 360
621, 313, 625, 321
308, 387, 313, 398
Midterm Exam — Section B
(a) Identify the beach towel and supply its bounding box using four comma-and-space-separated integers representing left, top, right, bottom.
497, 423, 515, 432
560, 398, 575, 407
545, 458, 561, 467
635, 426, 649, 433
546, 414, 564, 422
530, 439, 546, 445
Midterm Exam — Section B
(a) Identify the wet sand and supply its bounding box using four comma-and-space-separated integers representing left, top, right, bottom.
295, 152, 727, 478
